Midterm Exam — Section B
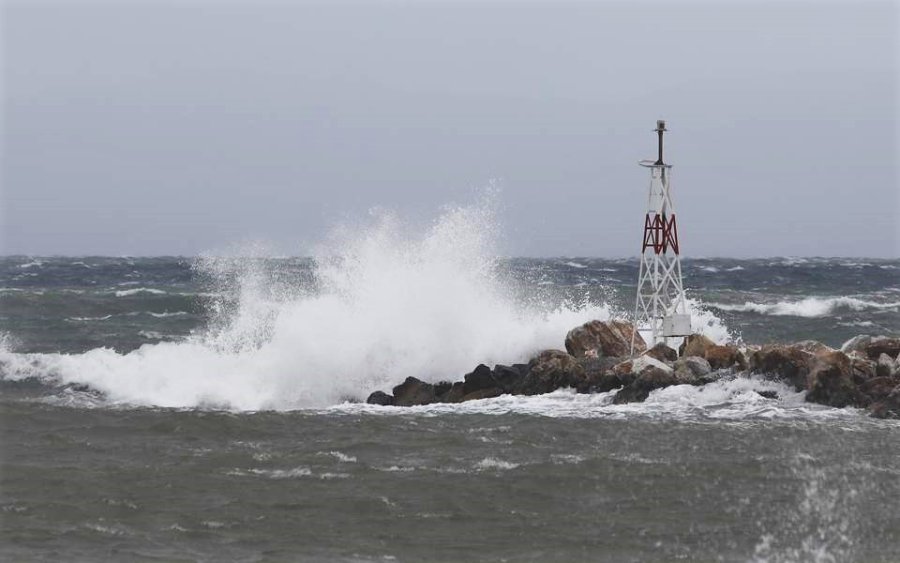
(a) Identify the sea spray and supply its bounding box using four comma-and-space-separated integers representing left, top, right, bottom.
0, 200, 620, 410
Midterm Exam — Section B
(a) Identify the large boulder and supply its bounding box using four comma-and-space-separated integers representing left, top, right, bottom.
869, 384, 900, 419
860, 377, 900, 403
673, 356, 712, 384
849, 357, 877, 384
439, 382, 467, 403
679, 334, 715, 358
392, 377, 437, 406
842, 335, 900, 360
519, 350, 586, 395
493, 364, 528, 393
463, 364, 496, 395
366, 390, 395, 406
749, 345, 814, 391
643, 342, 678, 363
805, 351, 868, 408
565, 320, 646, 358
577, 356, 624, 393
876, 354, 898, 378
612, 358, 678, 404
864, 337, 900, 360
461, 363, 526, 396
705, 344, 747, 371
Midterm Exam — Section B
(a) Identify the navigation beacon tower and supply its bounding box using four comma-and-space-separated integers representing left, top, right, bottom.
631, 120, 691, 354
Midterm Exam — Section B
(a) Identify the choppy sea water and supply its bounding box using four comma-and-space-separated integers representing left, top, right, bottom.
2, 253, 899, 561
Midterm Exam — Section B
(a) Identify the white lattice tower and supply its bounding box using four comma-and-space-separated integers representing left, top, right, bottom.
631, 120, 691, 355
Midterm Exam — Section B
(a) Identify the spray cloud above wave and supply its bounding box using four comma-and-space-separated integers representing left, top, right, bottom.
0, 198, 606, 409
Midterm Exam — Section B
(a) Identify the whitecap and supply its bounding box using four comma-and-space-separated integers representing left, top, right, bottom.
475, 457, 520, 471
114, 288, 167, 297
323, 451, 357, 463
708, 297, 900, 317
66, 315, 114, 322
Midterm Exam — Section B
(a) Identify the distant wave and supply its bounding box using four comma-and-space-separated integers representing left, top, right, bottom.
65, 311, 190, 322
114, 288, 167, 297
66, 315, 114, 322
562, 261, 587, 269
709, 297, 900, 317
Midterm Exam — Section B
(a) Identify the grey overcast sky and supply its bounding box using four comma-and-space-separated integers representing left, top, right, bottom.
1, 0, 897, 257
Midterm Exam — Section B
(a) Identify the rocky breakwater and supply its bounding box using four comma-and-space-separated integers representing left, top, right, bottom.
365, 320, 900, 419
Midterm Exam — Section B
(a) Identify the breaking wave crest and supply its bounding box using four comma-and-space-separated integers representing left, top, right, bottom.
0, 199, 625, 410
709, 297, 900, 318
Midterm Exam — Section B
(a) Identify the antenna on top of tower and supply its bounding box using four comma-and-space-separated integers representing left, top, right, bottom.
631, 120, 691, 356
654, 120, 666, 166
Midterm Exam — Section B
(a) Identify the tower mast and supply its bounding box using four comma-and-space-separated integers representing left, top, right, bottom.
631, 120, 691, 354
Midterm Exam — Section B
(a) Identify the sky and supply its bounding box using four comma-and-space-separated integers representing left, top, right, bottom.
1, 0, 897, 257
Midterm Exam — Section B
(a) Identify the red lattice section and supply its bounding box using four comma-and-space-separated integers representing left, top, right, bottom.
641, 213, 680, 255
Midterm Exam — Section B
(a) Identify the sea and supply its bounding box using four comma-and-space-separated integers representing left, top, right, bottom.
2, 218, 900, 561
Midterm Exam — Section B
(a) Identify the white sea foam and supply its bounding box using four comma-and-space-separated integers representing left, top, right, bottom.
563, 261, 587, 269
474, 457, 520, 471
708, 296, 900, 317
325, 451, 357, 463
227, 466, 313, 479
115, 288, 168, 297
0, 199, 621, 410
331, 376, 865, 422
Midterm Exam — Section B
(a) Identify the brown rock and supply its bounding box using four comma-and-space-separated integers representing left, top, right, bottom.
679, 334, 715, 358
564, 320, 646, 359
577, 356, 623, 393
805, 351, 868, 408
673, 356, 712, 384
860, 376, 900, 403
705, 344, 747, 371
876, 353, 898, 378
439, 382, 466, 403
463, 364, 495, 394
869, 384, 900, 419
749, 345, 814, 391
493, 364, 528, 393
392, 377, 436, 406
864, 337, 900, 361
366, 391, 395, 406
643, 342, 678, 363
849, 357, 877, 385
519, 350, 586, 395
612, 366, 678, 404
